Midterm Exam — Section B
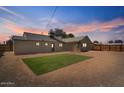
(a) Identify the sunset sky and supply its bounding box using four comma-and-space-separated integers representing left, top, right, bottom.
0, 6, 124, 43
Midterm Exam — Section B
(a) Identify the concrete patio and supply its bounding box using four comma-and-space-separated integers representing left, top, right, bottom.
0, 51, 124, 87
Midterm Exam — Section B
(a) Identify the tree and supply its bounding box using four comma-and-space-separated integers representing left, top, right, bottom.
49, 28, 74, 38
108, 40, 114, 44
114, 40, 123, 51
114, 40, 123, 44
6, 39, 13, 51
67, 33, 74, 38
54, 28, 65, 37
6, 39, 13, 45
49, 28, 65, 38
93, 40, 99, 44
49, 29, 55, 38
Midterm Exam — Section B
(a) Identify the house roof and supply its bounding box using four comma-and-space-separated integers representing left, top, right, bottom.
12, 32, 90, 43
12, 32, 55, 42
61, 36, 86, 43
23, 32, 55, 41
12, 36, 27, 40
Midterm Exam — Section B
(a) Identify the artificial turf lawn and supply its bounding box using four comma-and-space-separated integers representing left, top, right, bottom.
23, 54, 90, 75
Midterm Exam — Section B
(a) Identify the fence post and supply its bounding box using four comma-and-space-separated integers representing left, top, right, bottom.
120, 44, 122, 51
109, 45, 110, 51
100, 44, 102, 51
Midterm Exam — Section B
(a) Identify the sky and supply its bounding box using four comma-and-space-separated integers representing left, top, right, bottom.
0, 6, 124, 43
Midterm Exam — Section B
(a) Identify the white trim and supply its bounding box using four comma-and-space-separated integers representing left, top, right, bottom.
36, 42, 40, 46
82, 43, 87, 47
45, 42, 48, 46
51, 44, 54, 48
59, 43, 63, 47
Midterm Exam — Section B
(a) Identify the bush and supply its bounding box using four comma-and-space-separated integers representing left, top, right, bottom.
0, 51, 4, 58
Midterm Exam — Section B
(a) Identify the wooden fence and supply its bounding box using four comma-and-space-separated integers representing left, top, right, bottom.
92, 44, 124, 51
0, 44, 13, 57
0, 44, 13, 51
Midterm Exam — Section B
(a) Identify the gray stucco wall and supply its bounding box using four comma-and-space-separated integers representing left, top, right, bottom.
13, 36, 92, 55
63, 43, 74, 51
13, 40, 68, 55
79, 36, 92, 51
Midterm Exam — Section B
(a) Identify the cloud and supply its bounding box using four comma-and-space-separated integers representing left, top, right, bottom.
99, 18, 124, 32
39, 18, 59, 24
64, 18, 124, 33
0, 6, 25, 20
0, 15, 48, 35
38, 18, 66, 29
114, 30, 124, 34
0, 17, 48, 42
0, 7, 36, 29
4, 21, 48, 35
0, 34, 10, 43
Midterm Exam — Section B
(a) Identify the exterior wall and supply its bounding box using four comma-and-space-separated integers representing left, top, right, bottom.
64, 42, 80, 52
80, 41, 92, 51
79, 36, 92, 51
63, 37, 92, 52
13, 36, 92, 55
63, 43, 74, 51
73, 42, 80, 52
13, 40, 66, 55
54, 42, 64, 52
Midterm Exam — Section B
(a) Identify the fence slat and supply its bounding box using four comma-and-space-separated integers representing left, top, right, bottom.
0, 45, 13, 51
92, 44, 124, 51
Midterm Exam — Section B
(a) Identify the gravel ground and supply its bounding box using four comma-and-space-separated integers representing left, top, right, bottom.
0, 51, 124, 87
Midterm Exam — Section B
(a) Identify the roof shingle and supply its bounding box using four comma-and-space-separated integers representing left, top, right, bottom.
12, 32, 88, 43
61, 36, 85, 43
13, 32, 55, 41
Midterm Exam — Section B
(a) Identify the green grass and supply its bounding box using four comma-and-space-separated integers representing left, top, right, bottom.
23, 54, 90, 75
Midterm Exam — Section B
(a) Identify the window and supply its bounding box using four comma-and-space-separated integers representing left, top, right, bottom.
51, 44, 54, 48
82, 43, 87, 47
59, 43, 63, 47
36, 42, 40, 46
45, 42, 48, 46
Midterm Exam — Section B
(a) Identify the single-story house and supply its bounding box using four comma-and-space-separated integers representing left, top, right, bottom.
12, 32, 92, 55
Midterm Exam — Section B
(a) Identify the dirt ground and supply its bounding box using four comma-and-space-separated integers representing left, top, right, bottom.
0, 51, 124, 87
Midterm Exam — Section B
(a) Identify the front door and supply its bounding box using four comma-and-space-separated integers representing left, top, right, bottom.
51, 43, 55, 52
